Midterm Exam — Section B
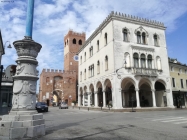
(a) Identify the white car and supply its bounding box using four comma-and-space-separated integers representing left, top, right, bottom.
59, 102, 68, 109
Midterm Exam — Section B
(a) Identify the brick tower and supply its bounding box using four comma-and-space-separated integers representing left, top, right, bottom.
64, 30, 86, 73
39, 30, 85, 106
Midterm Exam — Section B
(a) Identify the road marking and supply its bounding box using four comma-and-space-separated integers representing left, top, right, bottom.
162, 118, 187, 122
174, 121, 187, 124
152, 117, 184, 121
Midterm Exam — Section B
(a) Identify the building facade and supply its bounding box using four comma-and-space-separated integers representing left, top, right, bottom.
78, 11, 174, 109
169, 58, 187, 108
39, 30, 85, 106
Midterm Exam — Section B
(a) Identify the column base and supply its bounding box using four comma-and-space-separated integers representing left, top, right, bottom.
0, 111, 45, 139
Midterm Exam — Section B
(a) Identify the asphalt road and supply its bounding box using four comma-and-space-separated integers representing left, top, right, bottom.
36, 107, 187, 140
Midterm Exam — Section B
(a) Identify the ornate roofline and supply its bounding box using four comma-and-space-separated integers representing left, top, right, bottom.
78, 11, 166, 54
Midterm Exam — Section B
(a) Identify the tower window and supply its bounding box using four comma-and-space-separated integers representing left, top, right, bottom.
73, 38, 76, 44
79, 40, 82, 45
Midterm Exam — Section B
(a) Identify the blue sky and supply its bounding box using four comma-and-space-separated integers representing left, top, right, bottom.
1, 0, 187, 91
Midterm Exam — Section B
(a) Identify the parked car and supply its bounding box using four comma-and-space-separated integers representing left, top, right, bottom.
59, 102, 68, 109
36, 102, 48, 112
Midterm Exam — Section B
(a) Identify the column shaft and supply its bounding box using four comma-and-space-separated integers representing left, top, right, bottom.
103, 91, 106, 107
136, 89, 140, 108
95, 92, 98, 107
152, 89, 156, 107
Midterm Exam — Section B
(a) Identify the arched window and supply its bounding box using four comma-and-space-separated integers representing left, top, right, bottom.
97, 40, 99, 51
89, 66, 91, 77
90, 46, 93, 57
80, 56, 82, 64
123, 29, 128, 42
97, 61, 100, 74
73, 38, 76, 44
133, 53, 139, 68
154, 34, 158, 46
84, 69, 86, 80
105, 33, 107, 45
80, 72, 82, 81
156, 56, 162, 70
147, 55, 152, 69
67, 40, 68, 45
142, 32, 146, 44
105, 55, 108, 70
84, 52, 86, 61
92, 64, 94, 76
137, 31, 141, 44
124, 53, 130, 68
79, 40, 82, 45
141, 54, 146, 68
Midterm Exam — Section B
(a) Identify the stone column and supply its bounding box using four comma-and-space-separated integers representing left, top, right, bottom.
78, 94, 81, 106
103, 91, 106, 107
83, 94, 85, 106
135, 88, 140, 108
139, 58, 141, 68
145, 58, 148, 68
88, 92, 91, 107
122, 92, 125, 107
95, 91, 98, 107
152, 89, 157, 107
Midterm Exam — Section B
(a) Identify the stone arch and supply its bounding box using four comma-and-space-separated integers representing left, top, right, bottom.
96, 81, 103, 107
104, 79, 112, 106
154, 79, 167, 107
138, 78, 153, 107
89, 83, 95, 106
121, 77, 136, 108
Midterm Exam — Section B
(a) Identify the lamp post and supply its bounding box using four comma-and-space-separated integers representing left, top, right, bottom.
116, 60, 127, 79
4, 41, 12, 49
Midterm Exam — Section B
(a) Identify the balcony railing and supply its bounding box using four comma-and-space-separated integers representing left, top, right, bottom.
132, 67, 158, 77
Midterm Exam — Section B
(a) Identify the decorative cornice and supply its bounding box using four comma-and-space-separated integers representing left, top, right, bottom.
78, 11, 165, 54
131, 45, 155, 52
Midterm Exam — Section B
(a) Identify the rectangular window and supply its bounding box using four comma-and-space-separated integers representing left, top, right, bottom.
181, 79, 183, 88
172, 78, 175, 87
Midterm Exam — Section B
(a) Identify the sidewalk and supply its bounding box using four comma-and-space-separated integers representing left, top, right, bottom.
73, 106, 187, 112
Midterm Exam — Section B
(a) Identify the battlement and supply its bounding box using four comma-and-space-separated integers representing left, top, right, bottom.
80, 11, 165, 51
64, 29, 86, 38
42, 69, 76, 74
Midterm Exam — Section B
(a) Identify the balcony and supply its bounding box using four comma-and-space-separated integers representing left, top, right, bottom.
132, 68, 159, 77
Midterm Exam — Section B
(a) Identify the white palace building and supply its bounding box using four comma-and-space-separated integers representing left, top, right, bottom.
77, 11, 174, 109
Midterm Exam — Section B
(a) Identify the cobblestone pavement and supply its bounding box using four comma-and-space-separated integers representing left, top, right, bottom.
21, 107, 187, 140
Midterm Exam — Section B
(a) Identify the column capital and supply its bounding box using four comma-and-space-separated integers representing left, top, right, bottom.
135, 88, 139, 91
94, 91, 98, 94
87, 92, 92, 95
151, 89, 155, 92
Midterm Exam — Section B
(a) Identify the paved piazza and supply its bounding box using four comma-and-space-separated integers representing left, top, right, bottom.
36, 107, 187, 140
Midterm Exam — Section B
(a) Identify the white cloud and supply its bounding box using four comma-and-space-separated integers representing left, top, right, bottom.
1, 0, 187, 75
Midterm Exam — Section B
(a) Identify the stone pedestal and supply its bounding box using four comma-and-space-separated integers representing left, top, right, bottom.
0, 38, 45, 139
0, 111, 45, 139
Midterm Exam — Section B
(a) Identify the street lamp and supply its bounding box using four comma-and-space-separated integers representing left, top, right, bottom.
116, 60, 127, 79
4, 41, 12, 49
